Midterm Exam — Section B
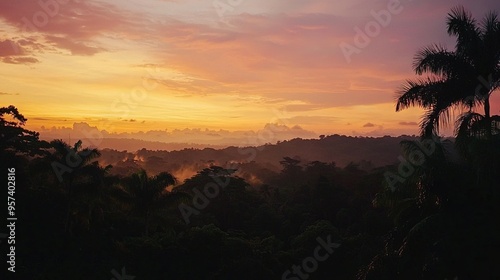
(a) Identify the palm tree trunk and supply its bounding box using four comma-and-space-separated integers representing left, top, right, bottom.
485, 96, 492, 139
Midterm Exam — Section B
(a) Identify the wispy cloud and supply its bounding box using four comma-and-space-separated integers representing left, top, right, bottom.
399, 121, 417, 126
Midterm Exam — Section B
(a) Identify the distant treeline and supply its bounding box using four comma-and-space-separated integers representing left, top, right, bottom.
99, 134, 426, 180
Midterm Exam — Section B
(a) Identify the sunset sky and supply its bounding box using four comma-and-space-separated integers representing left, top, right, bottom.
1, 0, 500, 145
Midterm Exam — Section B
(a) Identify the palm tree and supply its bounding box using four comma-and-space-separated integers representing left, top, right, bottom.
50, 139, 101, 233
72, 162, 116, 232
119, 170, 186, 236
396, 6, 500, 139
365, 8, 500, 278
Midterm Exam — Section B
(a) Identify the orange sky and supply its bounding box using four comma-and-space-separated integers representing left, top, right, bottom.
1, 0, 500, 143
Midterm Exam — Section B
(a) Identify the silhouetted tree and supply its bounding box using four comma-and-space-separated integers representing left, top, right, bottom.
49, 139, 101, 233
0, 105, 49, 157
396, 6, 500, 139
119, 170, 182, 236
364, 7, 500, 279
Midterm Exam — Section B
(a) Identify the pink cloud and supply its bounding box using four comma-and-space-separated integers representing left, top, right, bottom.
150, 14, 352, 85
0, 39, 25, 56
143, 13, 409, 109
45, 35, 104, 55
0, 0, 145, 59
2, 56, 39, 64
0, 39, 39, 64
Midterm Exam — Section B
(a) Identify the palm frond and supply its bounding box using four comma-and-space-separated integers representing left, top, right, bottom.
398, 213, 447, 257
50, 139, 70, 154
455, 112, 485, 138
447, 6, 481, 58
73, 140, 82, 151
413, 45, 473, 78
420, 107, 445, 137
480, 10, 500, 40
480, 11, 500, 73
454, 112, 488, 156
396, 78, 441, 111
79, 148, 101, 165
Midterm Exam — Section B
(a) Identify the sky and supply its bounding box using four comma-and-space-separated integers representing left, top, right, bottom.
1, 0, 500, 146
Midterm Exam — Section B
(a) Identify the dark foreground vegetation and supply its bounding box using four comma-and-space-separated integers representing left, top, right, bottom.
1, 6, 500, 280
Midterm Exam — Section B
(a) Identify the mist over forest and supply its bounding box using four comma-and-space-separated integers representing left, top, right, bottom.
97, 134, 422, 181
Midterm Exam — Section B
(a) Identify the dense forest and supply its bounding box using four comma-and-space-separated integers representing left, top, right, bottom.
1, 6, 500, 280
